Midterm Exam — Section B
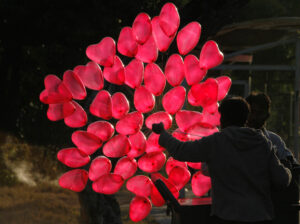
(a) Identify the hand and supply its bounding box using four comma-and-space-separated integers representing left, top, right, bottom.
152, 122, 165, 134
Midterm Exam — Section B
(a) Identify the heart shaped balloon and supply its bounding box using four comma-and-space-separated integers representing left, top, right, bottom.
165, 157, 187, 175
114, 156, 137, 180
134, 86, 155, 113
184, 54, 207, 85
150, 172, 179, 199
127, 131, 146, 158
187, 162, 202, 170
201, 109, 221, 128
190, 78, 219, 108
175, 110, 203, 132
64, 101, 87, 128
145, 111, 172, 130
177, 22, 201, 55
112, 92, 130, 119
88, 156, 112, 181
103, 56, 125, 85
159, 3, 180, 37
187, 125, 219, 140
165, 54, 185, 87
150, 184, 166, 207
47, 101, 75, 121
135, 35, 158, 63
124, 58, 144, 89
132, 13, 152, 44
144, 63, 166, 96
138, 151, 166, 173
63, 70, 87, 100
168, 166, 191, 191
71, 130, 102, 156
57, 147, 90, 168
59, 169, 88, 192
151, 16, 175, 52
162, 86, 186, 114
86, 37, 116, 67
73, 61, 104, 90
129, 196, 152, 222
172, 129, 189, 141
199, 40, 224, 70
40, 75, 72, 104
117, 27, 138, 57
126, 175, 153, 197
216, 76, 232, 101
146, 132, 165, 153
92, 173, 124, 194
191, 171, 212, 196
103, 134, 131, 158
116, 111, 144, 135
90, 90, 112, 120
87, 121, 115, 142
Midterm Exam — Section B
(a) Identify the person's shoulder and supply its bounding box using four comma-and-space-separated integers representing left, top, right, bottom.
264, 129, 283, 142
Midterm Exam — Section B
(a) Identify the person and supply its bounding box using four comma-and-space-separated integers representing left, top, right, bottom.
152, 97, 291, 224
246, 92, 300, 224
245, 92, 299, 167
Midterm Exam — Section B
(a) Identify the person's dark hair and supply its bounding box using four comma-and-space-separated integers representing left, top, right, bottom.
245, 92, 271, 129
218, 97, 250, 128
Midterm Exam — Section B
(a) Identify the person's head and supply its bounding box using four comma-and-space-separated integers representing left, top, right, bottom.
218, 96, 250, 129
245, 92, 271, 129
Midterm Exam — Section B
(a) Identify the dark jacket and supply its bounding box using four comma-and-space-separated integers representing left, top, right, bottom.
159, 126, 291, 222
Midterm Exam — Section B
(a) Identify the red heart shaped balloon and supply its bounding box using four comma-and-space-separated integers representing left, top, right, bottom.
172, 129, 189, 141
132, 13, 152, 44
89, 156, 112, 181
201, 109, 220, 128
134, 86, 155, 113
57, 147, 90, 168
150, 172, 179, 199
162, 86, 186, 114
146, 132, 165, 153
116, 111, 144, 135
103, 56, 125, 85
165, 157, 187, 175
63, 70, 86, 100
216, 76, 232, 101
159, 3, 180, 37
150, 184, 166, 207
40, 75, 72, 104
71, 130, 102, 156
73, 61, 104, 90
117, 27, 138, 57
168, 166, 191, 191
190, 78, 218, 108
187, 88, 201, 106
199, 40, 224, 70
112, 92, 130, 119
191, 171, 212, 196
144, 63, 166, 96
87, 121, 114, 142
184, 54, 206, 85
138, 151, 166, 173
126, 175, 153, 197
145, 111, 172, 130
124, 58, 144, 89
86, 37, 116, 67
127, 131, 146, 158
114, 156, 137, 180
187, 162, 202, 170
175, 110, 203, 132
129, 196, 152, 222
177, 22, 201, 55
187, 125, 219, 140
90, 90, 112, 120
92, 173, 124, 194
64, 101, 87, 128
59, 169, 88, 192
103, 134, 131, 158
47, 101, 75, 121
151, 16, 175, 52
135, 35, 158, 63
165, 54, 185, 87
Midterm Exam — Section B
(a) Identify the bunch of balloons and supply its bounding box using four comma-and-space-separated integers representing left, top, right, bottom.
40, 2, 231, 222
